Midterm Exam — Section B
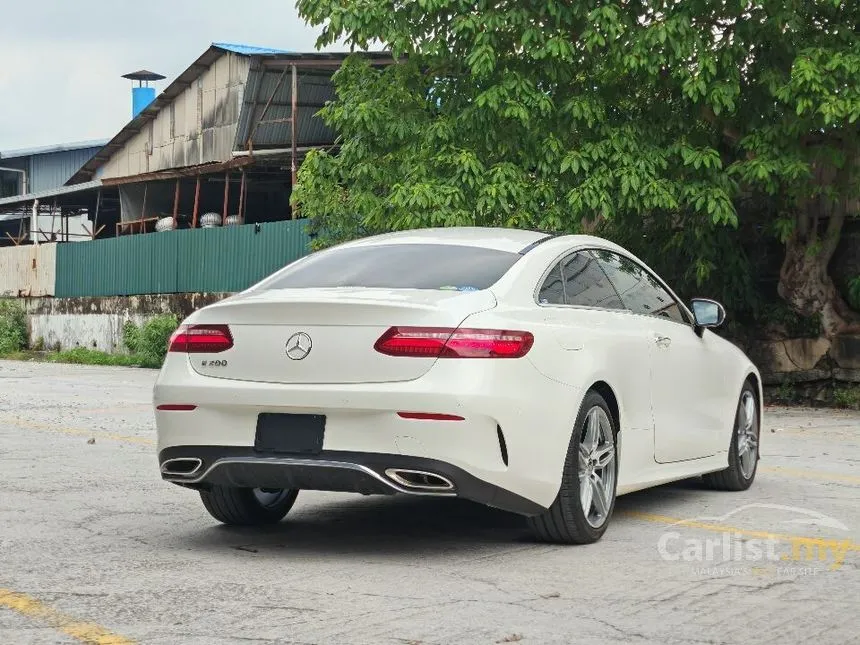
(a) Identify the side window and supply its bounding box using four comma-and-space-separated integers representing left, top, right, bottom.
591, 250, 688, 324
538, 263, 565, 305
560, 252, 624, 309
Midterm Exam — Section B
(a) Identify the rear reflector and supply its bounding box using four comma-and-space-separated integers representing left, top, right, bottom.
375, 327, 534, 358
168, 324, 233, 353
397, 412, 465, 421
156, 404, 198, 411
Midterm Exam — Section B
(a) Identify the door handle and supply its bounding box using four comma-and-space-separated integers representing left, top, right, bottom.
654, 334, 671, 348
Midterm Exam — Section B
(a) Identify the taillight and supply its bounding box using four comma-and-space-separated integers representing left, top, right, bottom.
168, 324, 233, 353
374, 327, 534, 358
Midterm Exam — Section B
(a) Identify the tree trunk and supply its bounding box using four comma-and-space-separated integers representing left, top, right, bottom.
778, 238, 859, 337
778, 199, 860, 338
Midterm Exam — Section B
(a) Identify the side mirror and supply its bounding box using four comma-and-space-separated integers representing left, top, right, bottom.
690, 298, 726, 330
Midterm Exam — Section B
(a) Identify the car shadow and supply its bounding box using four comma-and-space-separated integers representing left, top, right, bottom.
173, 477, 717, 557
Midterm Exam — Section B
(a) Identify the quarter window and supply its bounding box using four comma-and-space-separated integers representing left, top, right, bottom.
538, 263, 565, 305
554, 252, 625, 309
537, 252, 626, 309
591, 250, 688, 323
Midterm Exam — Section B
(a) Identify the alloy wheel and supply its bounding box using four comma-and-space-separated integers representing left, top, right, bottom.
737, 391, 759, 479
579, 406, 617, 528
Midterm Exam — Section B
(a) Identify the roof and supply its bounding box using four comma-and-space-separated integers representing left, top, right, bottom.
343, 227, 553, 253
67, 42, 391, 185
0, 179, 102, 210
122, 70, 166, 82
0, 139, 110, 160
213, 42, 292, 56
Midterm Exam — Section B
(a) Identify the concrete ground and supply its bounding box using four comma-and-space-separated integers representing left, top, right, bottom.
0, 360, 858, 645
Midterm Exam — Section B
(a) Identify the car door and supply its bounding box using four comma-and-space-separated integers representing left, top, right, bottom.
535, 251, 655, 449
591, 249, 720, 462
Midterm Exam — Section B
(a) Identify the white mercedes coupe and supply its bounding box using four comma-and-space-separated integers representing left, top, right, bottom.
154, 227, 762, 544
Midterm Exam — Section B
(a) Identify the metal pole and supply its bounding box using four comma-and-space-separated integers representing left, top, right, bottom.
93, 189, 102, 240
222, 171, 230, 222
172, 178, 180, 227
291, 64, 298, 220
192, 176, 201, 228
31, 199, 39, 245
140, 184, 148, 235
50, 198, 57, 241
238, 169, 246, 223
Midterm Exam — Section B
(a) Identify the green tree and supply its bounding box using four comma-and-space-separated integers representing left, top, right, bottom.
294, 0, 860, 336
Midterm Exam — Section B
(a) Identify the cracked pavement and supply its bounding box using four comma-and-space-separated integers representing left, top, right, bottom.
0, 360, 858, 644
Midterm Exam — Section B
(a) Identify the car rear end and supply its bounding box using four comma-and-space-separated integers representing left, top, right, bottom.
153, 233, 577, 514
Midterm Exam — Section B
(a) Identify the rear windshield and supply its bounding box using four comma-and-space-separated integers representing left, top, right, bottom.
261, 243, 521, 291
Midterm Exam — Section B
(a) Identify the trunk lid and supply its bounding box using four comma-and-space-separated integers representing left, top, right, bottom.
184, 287, 497, 384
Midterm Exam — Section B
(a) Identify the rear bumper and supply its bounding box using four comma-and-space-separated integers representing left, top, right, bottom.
158, 446, 546, 516
153, 354, 582, 509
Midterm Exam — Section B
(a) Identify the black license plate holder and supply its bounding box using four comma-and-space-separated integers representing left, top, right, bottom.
254, 413, 326, 455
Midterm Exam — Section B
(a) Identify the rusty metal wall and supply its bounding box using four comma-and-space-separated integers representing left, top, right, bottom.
98, 53, 251, 179
0, 243, 57, 297
55, 220, 309, 297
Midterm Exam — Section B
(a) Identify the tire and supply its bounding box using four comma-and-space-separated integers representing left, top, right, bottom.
702, 382, 760, 491
527, 390, 619, 544
199, 486, 299, 526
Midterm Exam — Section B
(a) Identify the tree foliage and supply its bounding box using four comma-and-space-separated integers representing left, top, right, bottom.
294, 0, 860, 333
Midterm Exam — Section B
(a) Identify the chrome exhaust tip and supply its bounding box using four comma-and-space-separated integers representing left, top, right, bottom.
161, 457, 203, 477
384, 468, 455, 491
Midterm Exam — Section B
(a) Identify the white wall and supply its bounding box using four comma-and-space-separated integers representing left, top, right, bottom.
28, 312, 151, 353
0, 243, 56, 296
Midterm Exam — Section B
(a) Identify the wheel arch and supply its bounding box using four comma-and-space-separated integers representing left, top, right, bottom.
588, 380, 621, 435
743, 369, 764, 429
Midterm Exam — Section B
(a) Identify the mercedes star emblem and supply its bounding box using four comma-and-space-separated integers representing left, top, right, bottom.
285, 332, 313, 360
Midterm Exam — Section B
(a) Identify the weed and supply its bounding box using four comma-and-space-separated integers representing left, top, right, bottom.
46, 347, 147, 367
123, 314, 179, 366
775, 381, 797, 404
0, 299, 28, 354
833, 386, 860, 410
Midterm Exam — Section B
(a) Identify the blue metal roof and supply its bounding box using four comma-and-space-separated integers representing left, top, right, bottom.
0, 139, 110, 160
212, 42, 293, 56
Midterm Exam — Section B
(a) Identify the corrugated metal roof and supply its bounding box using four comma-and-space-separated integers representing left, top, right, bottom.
212, 42, 293, 56
234, 67, 338, 150
0, 139, 109, 160
0, 179, 102, 210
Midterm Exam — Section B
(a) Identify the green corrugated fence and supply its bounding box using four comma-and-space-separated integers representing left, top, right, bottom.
55, 220, 311, 297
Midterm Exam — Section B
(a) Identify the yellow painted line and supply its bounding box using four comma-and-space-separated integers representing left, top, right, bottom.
0, 416, 154, 447
0, 588, 135, 645
622, 510, 859, 571
760, 465, 860, 485
621, 510, 860, 551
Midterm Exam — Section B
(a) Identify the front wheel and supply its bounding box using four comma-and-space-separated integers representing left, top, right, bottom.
527, 390, 618, 544
199, 486, 299, 525
702, 382, 760, 491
